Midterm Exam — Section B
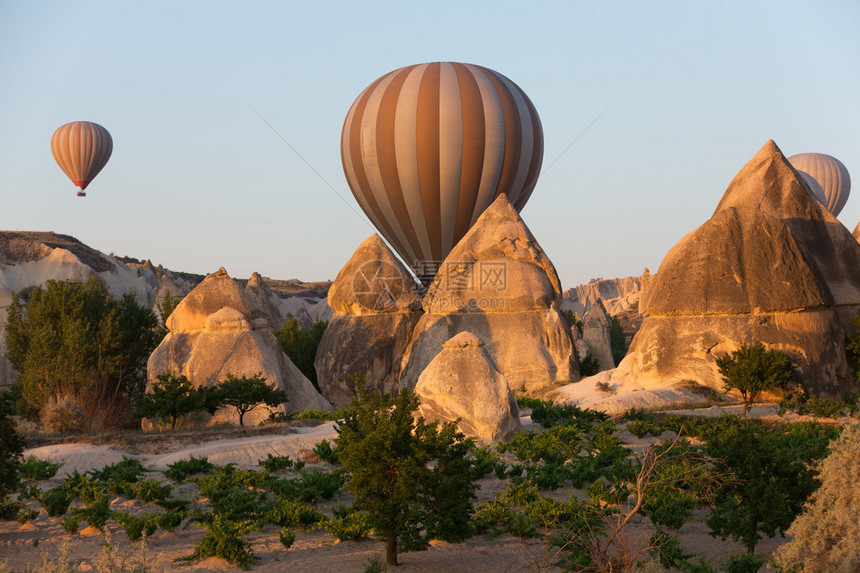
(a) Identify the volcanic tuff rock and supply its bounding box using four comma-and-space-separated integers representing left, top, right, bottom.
415, 332, 521, 444
853, 221, 860, 243
582, 299, 615, 371
400, 195, 577, 392
148, 267, 330, 425
713, 139, 860, 330
562, 276, 642, 317
314, 235, 422, 407
618, 140, 855, 396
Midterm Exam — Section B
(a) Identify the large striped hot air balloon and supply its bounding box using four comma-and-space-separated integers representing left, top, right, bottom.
341, 62, 544, 283
788, 153, 851, 216
51, 121, 113, 197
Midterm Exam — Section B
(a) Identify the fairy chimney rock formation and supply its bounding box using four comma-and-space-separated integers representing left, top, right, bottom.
314, 235, 422, 407
400, 194, 577, 392
582, 299, 615, 371
415, 331, 521, 444
618, 140, 854, 396
147, 267, 330, 425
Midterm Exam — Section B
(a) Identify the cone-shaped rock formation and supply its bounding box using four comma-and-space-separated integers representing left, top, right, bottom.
147, 267, 330, 426
415, 332, 521, 444
400, 195, 577, 392
314, 235, 422, 407
620, 140, 855, 396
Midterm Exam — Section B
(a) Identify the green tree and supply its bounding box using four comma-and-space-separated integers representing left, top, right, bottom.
703, 417, 837, 553
5, 278, 160, 426
275, 318, 327, 390
716, 344, 793, 416
335, 388, 477, 566
214, 373, 287, 427
609, 317, 627, 365
135, 373, 218, 429
0, 391, 25, 503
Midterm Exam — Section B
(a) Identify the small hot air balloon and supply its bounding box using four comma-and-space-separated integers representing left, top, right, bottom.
51, 121, 113, 197
341, 62, 543, 283
788, 153, 851, 216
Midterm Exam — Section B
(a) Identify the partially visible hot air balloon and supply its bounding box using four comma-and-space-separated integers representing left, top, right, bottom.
341, 62, 544, 283
788, 153, 851, 216
51, 121, 113, 197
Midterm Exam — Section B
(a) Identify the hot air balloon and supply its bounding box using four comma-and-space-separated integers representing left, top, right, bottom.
51, 121, 113, 197
788, 153, 851, 216
341, 62, 543, 283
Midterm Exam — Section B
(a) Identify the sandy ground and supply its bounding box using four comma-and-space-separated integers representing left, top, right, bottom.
0, 404, 826, 572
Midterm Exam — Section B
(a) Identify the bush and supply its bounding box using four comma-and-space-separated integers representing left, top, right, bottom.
325, 508, 373, 541
214, 373, 288, 426
312, 439, 338, 464
177, 514, 256, 568
164, 456, 215, 481
716, 344, 793, 416
18, 456, 62, 481
114, 512, 159, 541
772, 422, 860, 573
39, 395, 84, 433
258, 453, 303, 472
722, 552, 764, 573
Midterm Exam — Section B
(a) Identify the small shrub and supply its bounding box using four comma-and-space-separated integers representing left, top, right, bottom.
0, 390, 25, 502
114, 512, 159, 541
313, 439, 338, 464
72, 493, 111, 530
627, 419, 657, 439
132, 478, 171, 503
263, 499, 324, 527
266, 470, 345, 503
37, 485, 75, 517
158, 510, 184, 531
18, 456, 63, 481
258, 453, 303, 472
325, 510, 373, 541
164, 456, 215, 481
363, 555, 388, 573
61, 514, 80, 534
16, 507, 38, 524
40, 395, 83, 433
177, 515, 257, 568
722, 552, 765, 573
278, 528, 296, 549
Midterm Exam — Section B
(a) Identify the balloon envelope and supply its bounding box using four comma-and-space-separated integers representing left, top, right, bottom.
341, 62, 543, 280
51, 121, 113, 195
788, 153, 851, 216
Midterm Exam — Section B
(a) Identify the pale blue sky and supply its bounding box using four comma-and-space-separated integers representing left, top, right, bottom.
1, 1, 858, 289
